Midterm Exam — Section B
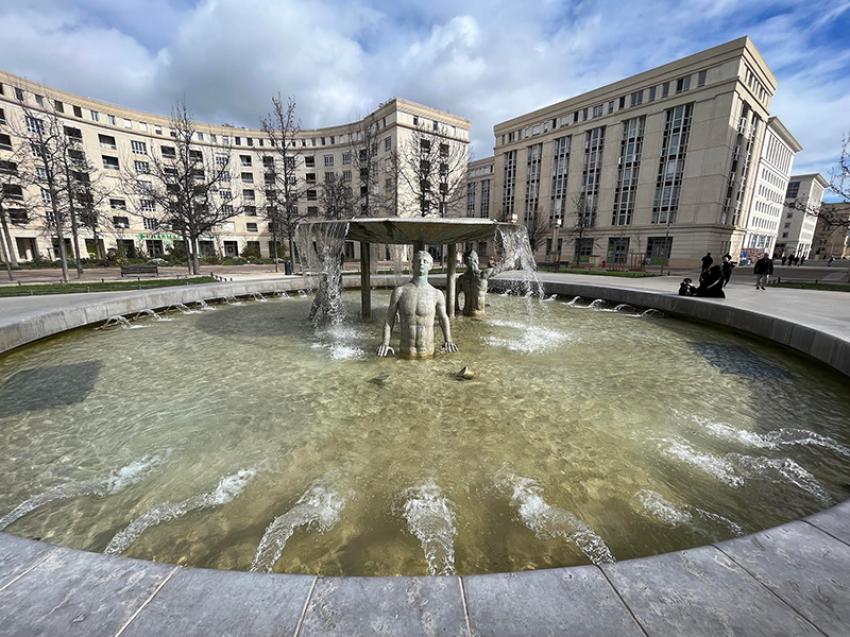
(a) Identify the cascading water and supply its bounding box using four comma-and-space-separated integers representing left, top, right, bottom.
402, 481, 457, 576
134, 309, 161, 321
295, 221, 350, 327
491, 225, 545, 304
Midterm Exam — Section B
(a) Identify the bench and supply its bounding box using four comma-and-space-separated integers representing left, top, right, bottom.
120, 264, 159, 277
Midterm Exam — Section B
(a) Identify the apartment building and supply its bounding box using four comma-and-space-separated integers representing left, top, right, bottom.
0, 70, 469, 263
487, 37, 782, 267
464, 157, 496, 256
774, 173, 828, 259
741, 117, 801, 261
811, 203, 850, 259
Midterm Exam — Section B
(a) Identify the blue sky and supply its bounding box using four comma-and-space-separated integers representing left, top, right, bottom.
2, 0, 849, 182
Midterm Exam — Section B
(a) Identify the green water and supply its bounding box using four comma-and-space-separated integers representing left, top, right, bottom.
0, 292, 848, 576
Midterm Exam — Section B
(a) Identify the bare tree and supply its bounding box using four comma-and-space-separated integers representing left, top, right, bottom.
522, 205, 551, 253
562, 192, 597, 263
398, 124, 467, 218
788, 134, 850, 229
0, 141, 36, 279
319, 173, 355, 220
122, 100, 241, 275
348, 110, 384, 217
261, 94, 308, 271
12, 108, 78, 282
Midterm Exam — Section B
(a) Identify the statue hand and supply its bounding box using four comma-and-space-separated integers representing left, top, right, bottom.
441, 341, 459, 353
376, 344, 395, 357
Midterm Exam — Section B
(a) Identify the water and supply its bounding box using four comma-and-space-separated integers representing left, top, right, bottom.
295, 220, 350, 326
1, 292, 849, 575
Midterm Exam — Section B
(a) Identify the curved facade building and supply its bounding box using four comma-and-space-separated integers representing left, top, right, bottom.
0, 70, 469, 263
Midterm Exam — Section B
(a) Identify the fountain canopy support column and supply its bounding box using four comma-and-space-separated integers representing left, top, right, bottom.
360, 241, 371, 320
446, 243, 457, 318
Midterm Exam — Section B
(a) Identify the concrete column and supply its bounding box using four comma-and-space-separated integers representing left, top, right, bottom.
446, 242, 457, 318
360, 241, 371, 320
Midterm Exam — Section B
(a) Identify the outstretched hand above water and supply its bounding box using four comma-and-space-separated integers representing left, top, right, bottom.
376, 344, 395, 357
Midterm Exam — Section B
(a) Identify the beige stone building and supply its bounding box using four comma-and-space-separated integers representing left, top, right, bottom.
774, 173, 828, 259
477, 37, 786, 268
811, 202, 850, 260
0, 70, 469, 264
742, 116, 801, 261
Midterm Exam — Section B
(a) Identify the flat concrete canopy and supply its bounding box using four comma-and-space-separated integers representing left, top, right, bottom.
299, 217, 517, 319
303, 217, 506, 245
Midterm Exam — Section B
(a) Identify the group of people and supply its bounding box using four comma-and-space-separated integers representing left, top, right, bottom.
678, 252, 735, 298
780, 254, 805, 266
679, 251, 777, 297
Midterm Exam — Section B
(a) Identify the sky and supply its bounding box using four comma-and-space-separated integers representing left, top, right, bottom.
2, 0, 849, 183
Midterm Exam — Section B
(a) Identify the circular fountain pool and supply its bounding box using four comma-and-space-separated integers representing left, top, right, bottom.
1, 291, 848, 576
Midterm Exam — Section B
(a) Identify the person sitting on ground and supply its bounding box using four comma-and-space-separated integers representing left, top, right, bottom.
678, 278, 696, 296
695, 265, 725, 298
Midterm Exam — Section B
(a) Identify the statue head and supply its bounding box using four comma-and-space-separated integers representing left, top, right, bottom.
463, 250, 479, 271
412, 250, 433, 276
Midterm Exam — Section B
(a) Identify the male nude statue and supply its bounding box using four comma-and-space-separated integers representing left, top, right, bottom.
376, 250, 459, 359
456, 249, 492, 318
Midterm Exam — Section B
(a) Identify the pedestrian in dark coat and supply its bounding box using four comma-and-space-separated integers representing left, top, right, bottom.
701, 252, 713, 272
696, 265, 725, 298
721, 254, 735, 287
753, 253, 774, 290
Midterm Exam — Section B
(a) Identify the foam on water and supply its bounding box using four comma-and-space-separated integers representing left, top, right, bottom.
328, 344, 365, 360
402, 481, 457, 575
566, 296, 582, 306
542, 294, 558, 303
661, 439, 744, 487
641, 308, 664, 318
693, 416, 850, 457
250, 484, 346, 573
105, 468, 256, 555
588, 299, 607, 310
171, 303, 200, 315
195, 300, 216, 311
484, 319, 571, 354
501, 473, 614, 565
634, 489, 743, 536
0, 453, 170, 531
314, 324, 366, 360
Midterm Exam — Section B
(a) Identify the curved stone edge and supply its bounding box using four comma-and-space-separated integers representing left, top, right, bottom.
1, 276, 849, 635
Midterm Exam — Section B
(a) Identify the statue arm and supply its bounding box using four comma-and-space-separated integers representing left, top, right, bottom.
437, 291, 459, 353
376, 287, 400, 357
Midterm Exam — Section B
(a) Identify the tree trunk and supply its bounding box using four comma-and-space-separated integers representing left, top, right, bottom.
0, 224, 13, 281
56, 225, 70, 283
181, 228, 192, 274
288, 236, 295, 274
272, 228, 279, 272
0, 207, 18, 270
191, 236, 200, 275
68, 206, 84, 278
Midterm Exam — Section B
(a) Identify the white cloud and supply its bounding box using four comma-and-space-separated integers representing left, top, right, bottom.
1, 0, 848, 179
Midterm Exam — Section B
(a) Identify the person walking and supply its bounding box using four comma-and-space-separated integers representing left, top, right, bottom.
781, 254, 787, 266
721, 254, 735, 287
701, 252, 713, 273
800, 255, 806, 266
753, 253, 773, 290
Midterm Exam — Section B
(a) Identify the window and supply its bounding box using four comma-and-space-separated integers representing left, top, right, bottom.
134, 160, 150, 174
247, 222, 258, 232
592, 104, 603, 118
26, 116, 44, 134
189, 149, 203, 162
240, 155, 252, 166
0, 134, 10, 150
649, 86, 656, 102
131, 140, 147, 154
308, 206, 319, 215
73, 105, 82, 118
698, 70, 707, 87
384, 137, 391, 151
108, 114, 116, 125
241, 172, 254, 183
413, 115, 419, 126
343, 170, 351, 182
305, 156, 315, 168
243, 189, 256, 200
103, 156, 119, 170
99, 134, 117, 149
36, 166, 47, 180
502, 150, 517, 218
306, 189, 317, 201
15, 87, 24, 101
676, 76, 691, 93
324, 154, 334, 167
54, 100, 64, 113
0, 107, 5, 124
0, 160, 16, 174
91, 110, 99, 122
112, 216, 130, 228
110, 198, 127, 209
662, 82, 670, 98
653, 104, 693, 224
786, 181, 800, 200
9, 209, 27, 224
630, 90, 643, 107
3, 184, 23, 200
63, 126, 82, 140
523, 143, 542, 222
141, 200, 155, 213
263, 155, 274, 168
161, 145, 176, 158
580, 126, 605, 227
143, 216, 156, 229
196, 132, 204, 141
612, 116, 645, 226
